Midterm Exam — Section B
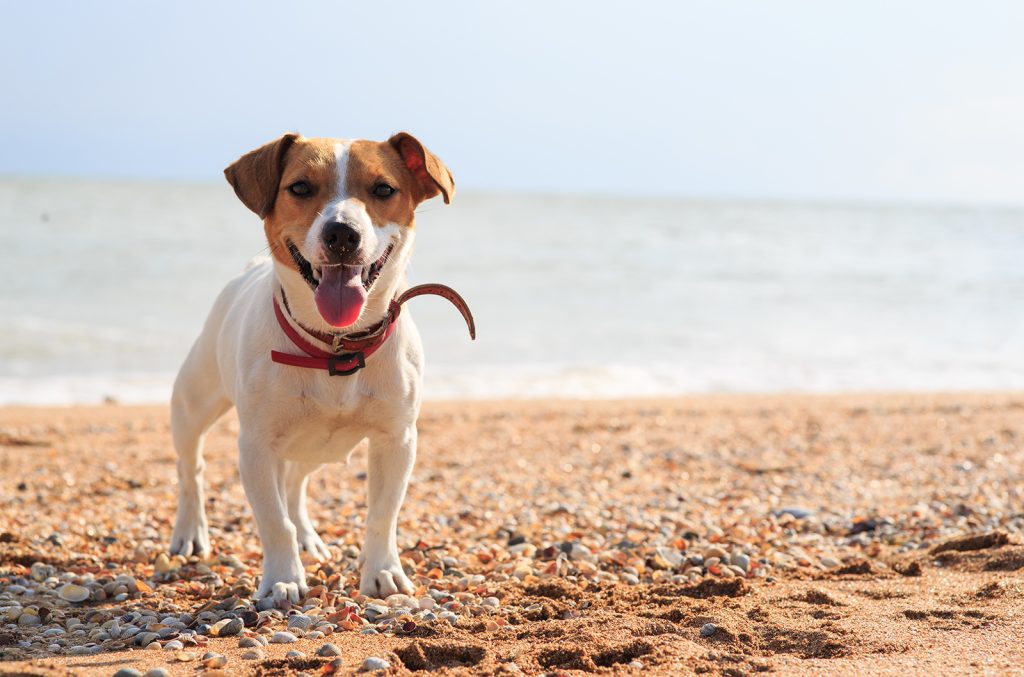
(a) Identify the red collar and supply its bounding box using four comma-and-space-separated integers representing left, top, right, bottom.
271, 284, 476, 376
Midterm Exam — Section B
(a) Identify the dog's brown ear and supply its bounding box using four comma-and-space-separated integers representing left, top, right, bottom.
388, 132, 455, 204
224, 133, 300, 218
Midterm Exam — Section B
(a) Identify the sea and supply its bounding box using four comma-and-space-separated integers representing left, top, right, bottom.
2, 177, 1023, 405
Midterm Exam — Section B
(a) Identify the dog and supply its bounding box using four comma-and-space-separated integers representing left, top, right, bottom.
168, 132, 472, 602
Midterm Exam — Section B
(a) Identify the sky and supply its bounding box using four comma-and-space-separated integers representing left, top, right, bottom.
2, 1, 1023, 205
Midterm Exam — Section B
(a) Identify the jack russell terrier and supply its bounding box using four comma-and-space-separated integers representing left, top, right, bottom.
169, 132, 474, 602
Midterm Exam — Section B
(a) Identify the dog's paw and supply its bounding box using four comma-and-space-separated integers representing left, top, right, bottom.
169, 513, 210, 557
255, 552, 309, 603
360, 559, 415, 597
296, 530, 331, 562
255, 576, 309, 603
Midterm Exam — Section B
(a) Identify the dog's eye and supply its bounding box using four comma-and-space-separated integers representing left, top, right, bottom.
288, 181, 312, 197
372, 183, 396, 199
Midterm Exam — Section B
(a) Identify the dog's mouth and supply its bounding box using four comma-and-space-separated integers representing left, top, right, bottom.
285, 240, 394, 328
285, 240, 393, 292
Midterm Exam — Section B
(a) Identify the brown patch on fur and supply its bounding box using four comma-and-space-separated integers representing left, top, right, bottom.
389, 132, 455, 204
223, 133, 299, 219
346, 139, 424, 229
265, 137, 339, 268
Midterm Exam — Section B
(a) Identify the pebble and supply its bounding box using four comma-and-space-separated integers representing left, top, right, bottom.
730, 553, 751, 573
704, 547, 728, 560
777, 507, 813, 519
211, 617, 243, 636
286, 650, 304, 659
287, 614, 313, 630
700, 623, 717, 637
18, 612, 41, 627
113, 670, 143, 677
58, 583, 91, 603
270, 630, 298, 643
203, 654, 227, 668
143, 670, 169, 677
362, 657, 391, 671
317, 643, 342, 657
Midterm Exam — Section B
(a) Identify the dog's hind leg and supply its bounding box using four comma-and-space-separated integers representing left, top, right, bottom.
282, 461, 330, 560
169, 342, 231, 558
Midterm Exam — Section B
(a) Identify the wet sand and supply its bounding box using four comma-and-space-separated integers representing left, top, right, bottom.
1, 393, 1023, 675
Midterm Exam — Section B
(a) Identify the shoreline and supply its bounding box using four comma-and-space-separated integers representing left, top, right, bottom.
2, 392, 1023, 675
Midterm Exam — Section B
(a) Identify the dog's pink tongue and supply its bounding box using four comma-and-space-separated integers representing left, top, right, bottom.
314, 265, 366, 328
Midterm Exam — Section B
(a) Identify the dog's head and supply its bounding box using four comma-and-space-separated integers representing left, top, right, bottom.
225, 133, 454, 329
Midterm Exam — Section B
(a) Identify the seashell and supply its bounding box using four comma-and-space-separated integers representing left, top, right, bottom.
58, 583, 91, 603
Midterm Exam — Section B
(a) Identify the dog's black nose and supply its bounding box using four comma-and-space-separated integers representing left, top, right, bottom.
322, 221, 361, 258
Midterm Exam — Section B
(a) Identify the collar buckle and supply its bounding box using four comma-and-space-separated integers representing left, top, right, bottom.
327, 352, 365, 376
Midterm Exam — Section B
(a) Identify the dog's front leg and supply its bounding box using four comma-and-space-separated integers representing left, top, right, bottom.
238, 435, 307, 603
360, 426, 417, 597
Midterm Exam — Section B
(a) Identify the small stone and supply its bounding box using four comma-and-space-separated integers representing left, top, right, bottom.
568, 543, 590, 561
704, 547, 728, 560
628, 660, 644, 668
317, 643, 342, 657
136, 626, 159, 643
241, 649, 264, 660
286, 650, 304, 659
58, 583, 91, 603
270, 631, 298, 643
113, 669, 143, 677
384, 593, 416, 608
820, 556, 840, 568
211, 618, 243, 637
143, 669, 170, 677
362, 656, 391, 671
730, 553, 751, 573
30, 562, 54, 581
203, 654, 227, 668
700, 623, 717, 637
154, 553, 172, 574
18, 612, 41, 627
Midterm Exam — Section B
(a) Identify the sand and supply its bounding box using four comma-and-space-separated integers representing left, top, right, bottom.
1, 393, 1023, 675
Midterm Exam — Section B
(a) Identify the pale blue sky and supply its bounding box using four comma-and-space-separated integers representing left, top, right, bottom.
2, 1, 1022, 204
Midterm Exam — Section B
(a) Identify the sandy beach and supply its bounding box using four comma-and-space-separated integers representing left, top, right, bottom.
1, 393, 1023, 675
